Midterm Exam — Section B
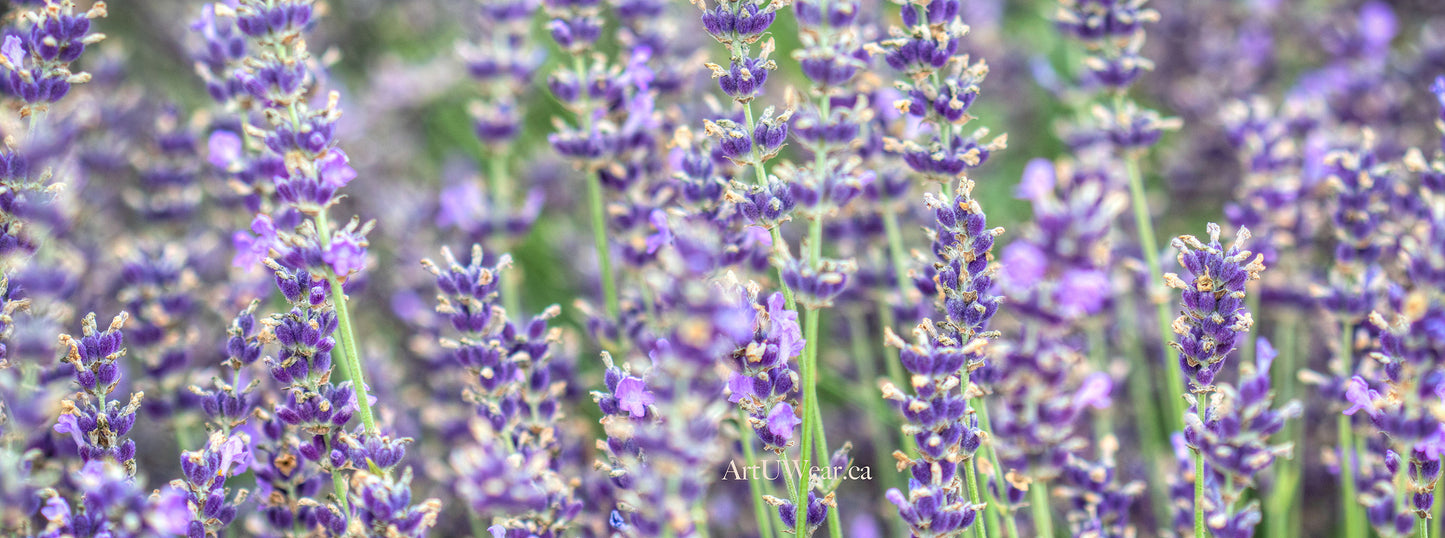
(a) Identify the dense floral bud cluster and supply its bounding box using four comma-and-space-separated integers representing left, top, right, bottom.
171, 431, 251, 537
1056, 436, 1144, 537
1181, 338, 1299, 537
54, 312, 142, 475
867, 0, 1005, 185
1165, 224, 1265, 392
1000, 159, 1123, 329
34, 461, 188, 537
0, 0, 107, 109
424, 245, 579, 535
725, 288, 804, 452
882, 181, 1003, 537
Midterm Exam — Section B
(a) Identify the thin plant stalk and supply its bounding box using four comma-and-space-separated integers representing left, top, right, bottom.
1193, 392, 1208, 538
740, 418, 777, 538
964, 462, 988, 538
975, 401, 1018, 538
796, 306, 820, 537
1029, 477, 1054, 538
1339, 321, 1364, 538
485, 151, 523, 315
315, 210, 378, 435
584, 172, 619, 320
570, 54, 620, 321
1266, 316, 1300, 538
959, 368, 989, 538
1117, 290, 1172, 524
1123, 152, 1185, 432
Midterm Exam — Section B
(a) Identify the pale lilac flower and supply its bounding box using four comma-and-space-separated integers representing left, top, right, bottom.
207, 130, 243, 169
231, 214, 276, 269
2, 36, 23, 68
323, 232, 367, 275
1343, 376, 1381, 419
616, 376, 653, 417
1001, 240, 1048, 292
318, 150, 358, 189
766, 402, 801, 441
645, 209, 672, 254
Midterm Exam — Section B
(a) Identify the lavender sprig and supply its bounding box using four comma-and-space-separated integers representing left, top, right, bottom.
217, 0, 382, 444
171, 431, 251, 538
881, 181, 1002, 538
1164, 223, 1269, 537
0, 0, 108, 118
54, 312, 141, 476
423, 245, 580, 535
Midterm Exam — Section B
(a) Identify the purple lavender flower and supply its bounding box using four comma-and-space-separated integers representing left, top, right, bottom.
1165, 224, 1266, 392
1055, 436, 1145, 538
424, 244, 580, 535
725, 289, 804, 452
0, 0, 108, 109
35, 461, 191, 537
55, 312, 143, 476
1182, 337, 1300, 536
172, 431, 252, 537
883, 181, 1003, 538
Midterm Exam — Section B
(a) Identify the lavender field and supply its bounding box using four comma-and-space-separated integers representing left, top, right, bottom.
2, 0, 1444, 536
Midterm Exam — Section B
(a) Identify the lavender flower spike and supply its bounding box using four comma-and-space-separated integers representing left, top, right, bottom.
1165, 223, 1266, 393
55, 312, 143, 477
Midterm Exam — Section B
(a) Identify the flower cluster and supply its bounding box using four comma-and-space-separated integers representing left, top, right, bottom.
882, 181, 1002, 537
424, 245, 579, 535
725, 288, 804, 453
1182, 338, 1300, 537
0, 0, 107, 110
54, 312, 142, 476
1165, 224, 1265, 393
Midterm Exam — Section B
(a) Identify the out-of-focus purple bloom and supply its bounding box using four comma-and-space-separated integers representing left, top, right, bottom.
1343, 376, 1381, 419
208, 130, 243, 169
615, 376, 653, 418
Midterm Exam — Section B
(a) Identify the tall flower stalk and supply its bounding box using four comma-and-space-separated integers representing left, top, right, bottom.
544, 0, 625, 323
1055, 0, 1185, 437
881, 182, 1001, 538
1165, 224, 1276, 537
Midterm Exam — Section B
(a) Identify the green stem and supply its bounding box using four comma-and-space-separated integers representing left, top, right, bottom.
1267, 463, 1300, 538
770, 227, 797, 312
1339, 321, 1364, 538
1432, 489, 1442, 538
486, 152, 523, 316
796, 307, 820, 537
315, 211, 378, 435
1427, 491, 1439, 538
1194, 392, 1208, 538
1118, 291, 1170, 524
1123, 152, 1185, 432
584, 172, 620, 320
1030, 479, 1054, 538
1266, 317, 1300, 538
965, 462, 989, 538
847, 311, 909, 499
880, 205, 911, 294
741, 419, 777, 538
976, 403, 1018, 538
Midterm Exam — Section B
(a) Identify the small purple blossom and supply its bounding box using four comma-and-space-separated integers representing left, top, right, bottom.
615, 376, 653, 417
